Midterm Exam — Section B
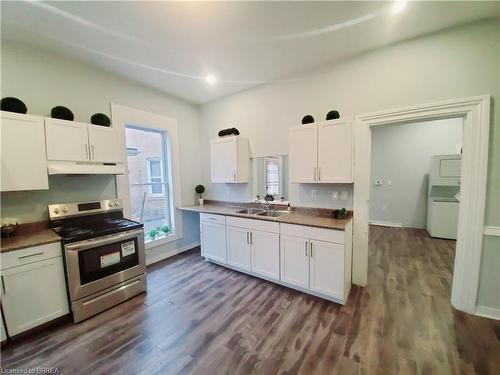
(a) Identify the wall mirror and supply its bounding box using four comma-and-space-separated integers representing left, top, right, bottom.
252, 155, 288, 200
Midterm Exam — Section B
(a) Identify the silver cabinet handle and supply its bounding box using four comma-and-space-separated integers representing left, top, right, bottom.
233, 171, 236, 181
17, 252, 44, 260
85, 144, 89, 160
314, 167, 317, 182
318, 167, 321, 181
91, 145, 95, 160
304, 241, 308, 256
1, 275, 6, 294
250, 232, 253, 245
310, 242, 313, 257
246, 232, 249, 244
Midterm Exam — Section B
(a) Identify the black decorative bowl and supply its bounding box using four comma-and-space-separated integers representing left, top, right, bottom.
326, 110, 340, 120
302, 115, 314, 124
1, 97, 27, 114
91, 113, 111, 127
218, 127, 240, 137
51, 106, 74, 121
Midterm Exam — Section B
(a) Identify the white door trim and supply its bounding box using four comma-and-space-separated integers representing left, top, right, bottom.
353, 95, 490, 314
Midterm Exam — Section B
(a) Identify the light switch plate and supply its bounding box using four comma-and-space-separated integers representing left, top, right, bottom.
311, 189, 317, 199
340, 191, 349, 201
375, 180, 382, 186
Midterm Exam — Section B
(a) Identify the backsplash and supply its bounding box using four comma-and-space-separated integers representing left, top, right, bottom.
1, 175, 116, 223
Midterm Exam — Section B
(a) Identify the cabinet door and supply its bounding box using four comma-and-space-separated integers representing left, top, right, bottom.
280, 235, 309, 289
211, 138, 237, 183
88, 125, 123, 163
1, 257, 69, 336
251, 230, 280, 281
290, 124, 317, 183
200, 222, 227, 263
45, 119, 89, 162
318, 120, 353, 183
1, 114, 48, 191
309, 239, 344, 300
226, 226, 251, 271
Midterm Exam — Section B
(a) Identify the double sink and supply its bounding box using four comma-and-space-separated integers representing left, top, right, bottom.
236, 208, 289, 218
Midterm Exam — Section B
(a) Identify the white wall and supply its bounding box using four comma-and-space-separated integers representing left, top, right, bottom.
0, 42, 202, 254
199, 20, 500, 309
369, 118, 463, 228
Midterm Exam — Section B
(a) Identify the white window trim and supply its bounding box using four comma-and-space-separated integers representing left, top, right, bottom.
265, 156, 283, 197
111, 104, 183, 249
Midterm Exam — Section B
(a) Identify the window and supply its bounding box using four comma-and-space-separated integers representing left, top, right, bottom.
147, 158, 163, 195
266, 156, 280, 196
125, 126, 172, 244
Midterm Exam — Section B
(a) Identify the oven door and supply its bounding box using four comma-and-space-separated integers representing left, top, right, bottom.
65, 228, 145, 301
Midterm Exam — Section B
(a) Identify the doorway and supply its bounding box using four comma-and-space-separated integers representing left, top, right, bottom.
352, 96, 490, 314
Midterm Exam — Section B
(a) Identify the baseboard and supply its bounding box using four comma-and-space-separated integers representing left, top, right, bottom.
369, 220, 403, 228
146, 241, 200, 266
475, 305, 500, 320
484, 226, 500, 236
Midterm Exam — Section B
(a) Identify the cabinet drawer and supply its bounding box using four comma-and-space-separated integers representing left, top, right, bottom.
200, 213, 226, 225
1, 242, 62, 270
226, 216, 279, 234
280, 223, 345, 244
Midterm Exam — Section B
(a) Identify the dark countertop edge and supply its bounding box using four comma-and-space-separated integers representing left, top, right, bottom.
178, 204, 352, 231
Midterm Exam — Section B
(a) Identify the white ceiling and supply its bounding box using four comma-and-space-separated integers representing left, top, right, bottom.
1, 1, 499, 104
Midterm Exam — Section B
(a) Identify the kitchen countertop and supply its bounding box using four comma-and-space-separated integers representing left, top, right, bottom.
0, 222, 61, 253
179, 201, 352, 230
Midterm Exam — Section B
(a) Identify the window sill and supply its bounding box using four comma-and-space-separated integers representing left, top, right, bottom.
145, 233, 179, 249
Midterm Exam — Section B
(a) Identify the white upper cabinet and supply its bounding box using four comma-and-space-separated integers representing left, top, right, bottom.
290, 118, 354, 183
210, 136, 249, 183
317, 120, 353, 183
45, 118, 124, 174
289, 124, 317, 183
1, 111, 49, 191
88, 125, 123, 163
45, 119, 89, 162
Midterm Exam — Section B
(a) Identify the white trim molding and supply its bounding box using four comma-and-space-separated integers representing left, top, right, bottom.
146, 242, 200, 266
368, 221, 403, 228
475, 305, 500, 321
353, 95, 491, 315
484, 226, 500, 236
111, 104, 184, 244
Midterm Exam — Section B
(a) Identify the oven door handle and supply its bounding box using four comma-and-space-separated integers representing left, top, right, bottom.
65, 228, 144, 252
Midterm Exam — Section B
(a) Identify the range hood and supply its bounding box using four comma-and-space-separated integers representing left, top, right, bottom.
47, 161, 125, 175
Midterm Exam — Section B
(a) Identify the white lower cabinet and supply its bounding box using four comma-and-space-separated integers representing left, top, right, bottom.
1, 243, 69, 336
201, 222, 227, 263
309, 239, 345, 300
200, 213, 352, 305
251, 230, 280, 281
280, 235, 309, 289
227, 226, 252, 271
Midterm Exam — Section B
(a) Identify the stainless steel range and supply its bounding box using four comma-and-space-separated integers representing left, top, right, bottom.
48, 199, 147, 323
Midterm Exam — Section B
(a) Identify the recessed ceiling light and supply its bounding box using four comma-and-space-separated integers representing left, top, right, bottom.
205, 75, 217, 85
390, 1, 407, 15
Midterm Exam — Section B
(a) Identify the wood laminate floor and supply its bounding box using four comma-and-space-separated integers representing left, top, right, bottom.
1, 226, 499, 374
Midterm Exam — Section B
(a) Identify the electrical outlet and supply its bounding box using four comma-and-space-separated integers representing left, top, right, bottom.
387, 180, 393, 186
311, 189, 317, 199
382, 205, 388, 211
332, 191, 339, 200
375, 180, 382, 186
340, 191, 349, 201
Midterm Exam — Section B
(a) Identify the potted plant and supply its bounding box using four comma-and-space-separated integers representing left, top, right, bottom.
195, 185, 206, 205
158, 225, 171, 236
147, 229, 160, 240
333, 208, 348, 219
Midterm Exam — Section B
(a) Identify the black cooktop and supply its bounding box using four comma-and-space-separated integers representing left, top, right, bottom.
51, 212, 143, 244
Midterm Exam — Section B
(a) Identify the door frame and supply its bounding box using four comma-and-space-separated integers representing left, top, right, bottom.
352, 95, 490, 314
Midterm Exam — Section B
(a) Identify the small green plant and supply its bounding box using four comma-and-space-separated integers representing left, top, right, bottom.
195, 184, 205, 199
158, 225, 171, 234
147, 229, 160, 239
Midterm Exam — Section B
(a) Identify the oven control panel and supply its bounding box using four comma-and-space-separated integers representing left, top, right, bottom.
48, 199, 122, 220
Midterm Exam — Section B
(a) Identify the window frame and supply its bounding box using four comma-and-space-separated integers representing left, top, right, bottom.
265, 156, 283, 197
146, 157, 164, 197
113, 104, 183, 251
